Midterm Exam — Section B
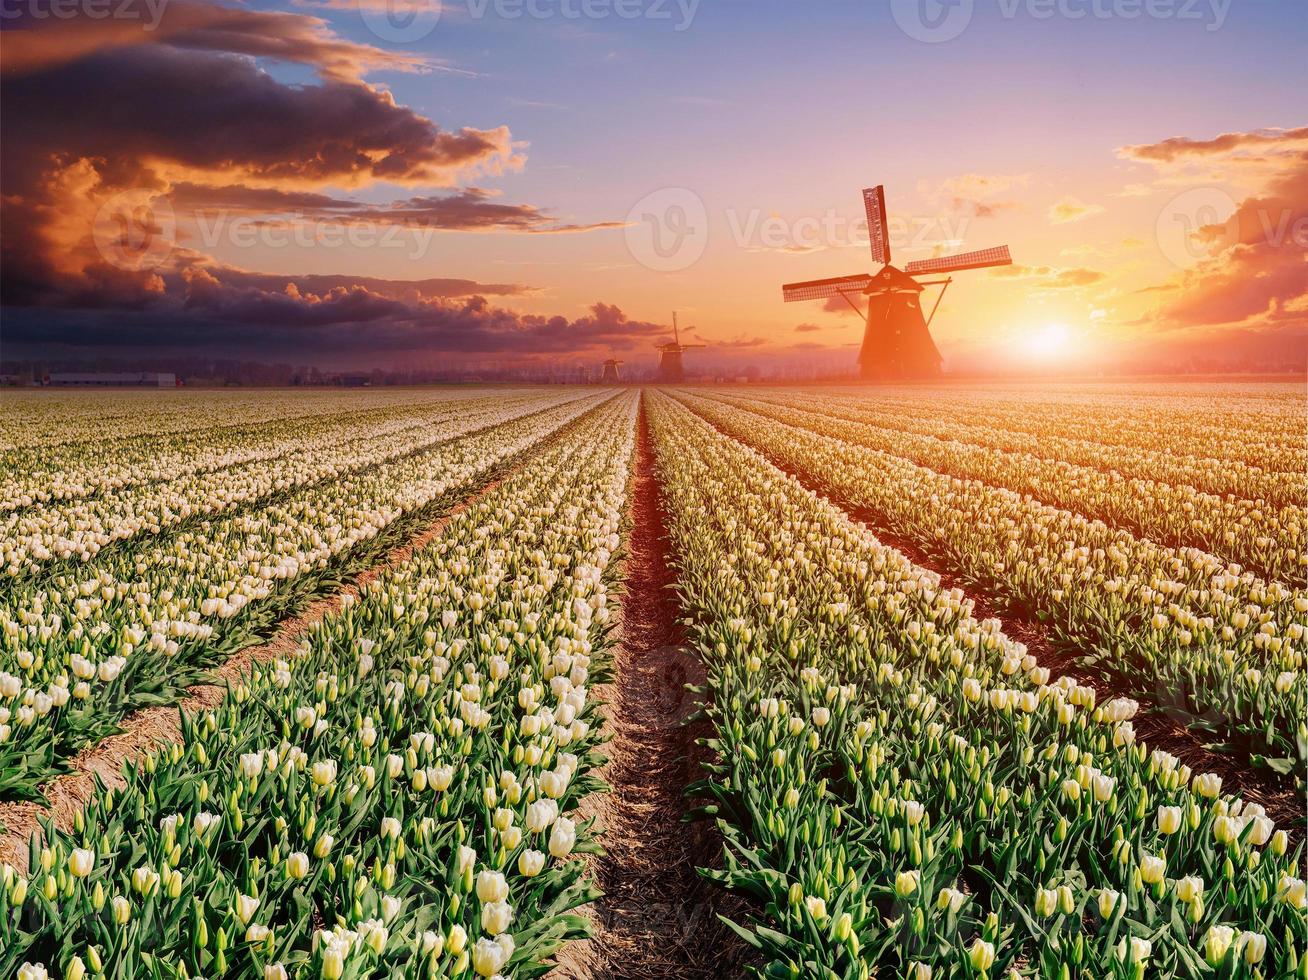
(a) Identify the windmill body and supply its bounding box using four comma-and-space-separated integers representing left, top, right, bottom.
600, 359, 623, 383
656, 313, 704, 382
782, 185, 1012, 379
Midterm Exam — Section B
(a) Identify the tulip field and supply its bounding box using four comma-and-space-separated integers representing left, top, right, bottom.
1, 381, 1304, 980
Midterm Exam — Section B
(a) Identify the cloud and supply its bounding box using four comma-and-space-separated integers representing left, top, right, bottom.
0, 0, 623, 353
794, 323, 822, 332
1131, 126, 1308, 337
991, 265, 1107, 288
0, 43, 520, 308
172, 185, 624, 234
1118, 127, 1308, 164
1146, 170, 1308, 329
4, 46, 519, 190
1048, 197, 1106, 224
924, 173, 1029, 217
2, 287, 671, 360
0, 0, 429, 82
354, 189, 625, 233
212, 269, 531, 301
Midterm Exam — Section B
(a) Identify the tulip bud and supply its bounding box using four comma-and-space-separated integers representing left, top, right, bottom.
1156, 805, 1182, 835
1097, 888, 1119, 918
447, 924, 468, 955
1205, 925, 1235, 966
894, 870, 919, 898
969, 939, 995, 973
1239, 932, 1267, 965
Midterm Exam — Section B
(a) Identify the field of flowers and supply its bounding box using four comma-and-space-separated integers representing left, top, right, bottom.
672, 389, 1306, 781
0, 390, 608, 798
3, 389, 635, 978
1, 380, 1303, 980
648, 389, 1305, 978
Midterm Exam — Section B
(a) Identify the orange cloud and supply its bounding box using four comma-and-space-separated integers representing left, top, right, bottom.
1119, 126, 1308, 164
1130, 126, 1308, 336
1048, 197, 1106, 224
924, 172, 1029, 218
991, 265, 1107, 288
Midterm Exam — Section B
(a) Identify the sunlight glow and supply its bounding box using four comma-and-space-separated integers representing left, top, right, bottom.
1019, 323, 1076, 362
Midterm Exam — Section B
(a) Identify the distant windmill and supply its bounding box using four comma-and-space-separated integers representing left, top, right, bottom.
781, 184, 1012, 378
656, 313, 704, 382
601, 358, 623, 383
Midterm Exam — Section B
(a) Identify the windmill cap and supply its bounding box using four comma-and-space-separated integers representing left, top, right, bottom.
864, 265, 924, 293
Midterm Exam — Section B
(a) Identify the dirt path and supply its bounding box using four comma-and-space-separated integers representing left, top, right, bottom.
552, 392, 751, 980
679, 398, 1302, 833
0, 468, 516, 872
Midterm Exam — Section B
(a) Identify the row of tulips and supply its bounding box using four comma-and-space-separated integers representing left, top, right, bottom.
720, 387, 1301, 529
2, 391, 575, 579
0, 389, 522, 514
0, 393, 613, 800
701, 391, 1300, 585
0, 387, 501, 453
1, 390, 638, 980
646, 390, 1306, 979
672, 391, 1307, 781
777, 383, 1302, 475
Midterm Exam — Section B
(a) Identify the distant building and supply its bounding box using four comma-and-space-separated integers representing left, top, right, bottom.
338, 374, 371, 387
47, 372, 177, 387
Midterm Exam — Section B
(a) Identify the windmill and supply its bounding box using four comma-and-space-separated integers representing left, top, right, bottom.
781, 185, 1012, 378
600, 358, 623, 383
656, 313, 704, 382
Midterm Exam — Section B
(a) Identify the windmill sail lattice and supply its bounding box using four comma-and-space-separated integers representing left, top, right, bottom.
904, 245, 1011, 275
781, 184, 1012, 378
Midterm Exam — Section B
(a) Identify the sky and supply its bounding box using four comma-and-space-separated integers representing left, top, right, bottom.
1, 0, 1305, 375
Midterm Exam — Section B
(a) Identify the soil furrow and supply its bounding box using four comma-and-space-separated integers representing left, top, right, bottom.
551, 391, 751, 980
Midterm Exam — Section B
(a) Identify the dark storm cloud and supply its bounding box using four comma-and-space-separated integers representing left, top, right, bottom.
0, 0, 426, 81
0, 1, 625, 362
1, 296, 669, 357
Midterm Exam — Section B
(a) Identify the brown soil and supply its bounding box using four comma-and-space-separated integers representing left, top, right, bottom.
551, 391, 752, 980
681, 397, 1304, 834
0, 471, 511, 873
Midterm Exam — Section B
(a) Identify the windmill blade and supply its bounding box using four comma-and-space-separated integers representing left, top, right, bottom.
862, 185, 891, 266
781, 273, 874, 303
904, 245, 1011, 276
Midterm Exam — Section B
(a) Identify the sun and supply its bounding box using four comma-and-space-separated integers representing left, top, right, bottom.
1020, 323, 1075, 361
